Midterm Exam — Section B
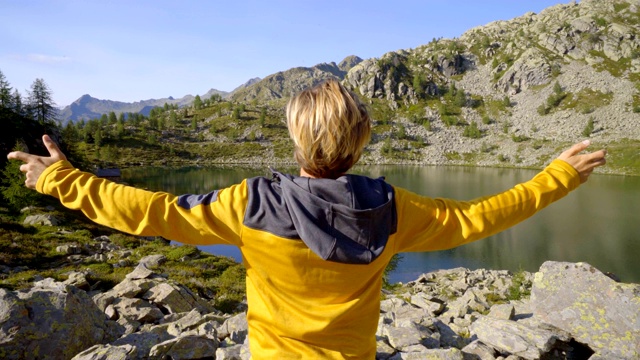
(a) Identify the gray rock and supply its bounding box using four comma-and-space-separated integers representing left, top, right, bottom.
112, 332, 172, 359
461, 340, 497, 360
382, 324, 428, 352
71, 344, 138, 360
149, 335, 218, 359
469, 315, 570, 360
64, 271, 90, 290
138, 254, 166, 268
217, 312, 249, 344
215, 343, 251, 360
410, 292, 445, 315
390, 347, 464, 360
0, 279, 122, 360
23, 214, 59, 226
487, 303, 514, 320
376, 335, 397, 359
125, 263, 154, 280
143, 281, 214, 314
56, 244, 82, 255
93, 278, 157, 311
112, 297, 164, 323
530, 261, 640, 359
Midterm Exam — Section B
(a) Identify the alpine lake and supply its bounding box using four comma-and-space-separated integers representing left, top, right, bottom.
122, 164, 640, 284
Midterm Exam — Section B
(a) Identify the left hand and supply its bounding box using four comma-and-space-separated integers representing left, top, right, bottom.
6, 134, 67, 189
556, 140, 606, 183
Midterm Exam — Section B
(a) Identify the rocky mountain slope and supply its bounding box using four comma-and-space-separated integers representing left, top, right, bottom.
338, 0, 640, 171
230, 55, 363, 102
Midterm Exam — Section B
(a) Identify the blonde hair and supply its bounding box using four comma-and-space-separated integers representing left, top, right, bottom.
286, 80, 371, 178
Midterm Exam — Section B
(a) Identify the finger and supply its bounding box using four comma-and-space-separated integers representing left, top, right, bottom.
584, 149, 607, 163
563, 140, 591, 157
43, 135, 66, 160
7, 151, 36, 163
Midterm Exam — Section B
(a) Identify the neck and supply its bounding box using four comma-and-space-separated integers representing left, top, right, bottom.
300, 168, 316, 178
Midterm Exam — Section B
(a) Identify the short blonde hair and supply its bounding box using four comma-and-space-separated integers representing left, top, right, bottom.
286, 80, 371, 178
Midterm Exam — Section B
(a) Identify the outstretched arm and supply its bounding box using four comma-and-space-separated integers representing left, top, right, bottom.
7, 134, 66, 189
7, 134, 246, 246
393, 140, 607, 253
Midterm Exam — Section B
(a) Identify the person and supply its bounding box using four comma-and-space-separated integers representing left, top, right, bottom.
8, 79, 606, 359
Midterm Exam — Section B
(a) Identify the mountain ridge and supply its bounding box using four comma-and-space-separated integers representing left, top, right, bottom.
58, 88, 230, 122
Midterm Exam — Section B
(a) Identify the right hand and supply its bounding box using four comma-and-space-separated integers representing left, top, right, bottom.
556, 140, 606, 183
6, 134, 67, 189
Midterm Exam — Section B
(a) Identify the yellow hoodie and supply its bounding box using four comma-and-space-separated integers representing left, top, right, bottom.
37, 159, 579, 359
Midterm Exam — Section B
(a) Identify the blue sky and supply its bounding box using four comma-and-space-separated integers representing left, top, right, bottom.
1, 1, 566, 107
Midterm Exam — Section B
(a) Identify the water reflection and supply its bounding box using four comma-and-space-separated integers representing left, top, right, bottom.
123, 165, 640, 284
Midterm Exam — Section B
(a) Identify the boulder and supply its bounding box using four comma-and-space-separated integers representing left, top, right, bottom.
149, 335, 218, 359
71, 344, 138, 360
112, 297, 164, 323
217, 312, 249, 344
469, 316, 571, 360
0, 279, 122, 360
530, 261, 640, 359
138, 254, 166, 268
215, 343, 251, 360
143, 281, 214, 314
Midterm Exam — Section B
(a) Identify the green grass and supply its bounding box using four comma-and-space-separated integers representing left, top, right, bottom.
589, 50, 632, 77
559, 88, 613, 114
507, 269, 531, 301
603, 139, 640, 175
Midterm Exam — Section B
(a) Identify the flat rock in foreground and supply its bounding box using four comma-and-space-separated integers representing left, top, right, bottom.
530, 261, 640, 359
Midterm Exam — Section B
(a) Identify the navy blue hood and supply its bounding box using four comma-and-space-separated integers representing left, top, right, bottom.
243, 170, 397, 264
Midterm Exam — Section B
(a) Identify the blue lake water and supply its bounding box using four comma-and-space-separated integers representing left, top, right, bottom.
122, 165, 640, 284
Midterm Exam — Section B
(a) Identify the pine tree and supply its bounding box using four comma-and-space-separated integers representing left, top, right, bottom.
0, 70, 13, 109
193, 95, 203, 110
12, 89, 23, 116
27, 78, 57, 124
259, 108, 266, 128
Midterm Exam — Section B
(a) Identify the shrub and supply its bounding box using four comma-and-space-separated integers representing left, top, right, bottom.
381, 137, 393, 155
463, 122, 482, 139
383, 254, 402, 290
396, 124, 408, 140
422, 120, 432, 131
582, 117, 595, 137
1, 157, 45, 210
511, 134, 530, 143
166, 245, 200, 261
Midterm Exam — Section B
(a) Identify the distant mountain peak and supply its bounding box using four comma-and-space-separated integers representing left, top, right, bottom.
59, 90, 229, 123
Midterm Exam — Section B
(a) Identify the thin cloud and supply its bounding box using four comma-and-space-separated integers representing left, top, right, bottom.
24, 53, 72, 64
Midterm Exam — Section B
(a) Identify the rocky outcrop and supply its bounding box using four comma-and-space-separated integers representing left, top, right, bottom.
531, 261, 640, 359
2, 259, 637, 359
342, 0, 640, 160
231, 55, 362, 103
0, 278, 122, 360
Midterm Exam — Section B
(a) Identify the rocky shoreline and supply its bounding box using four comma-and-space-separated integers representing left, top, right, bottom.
1, 229, 638, 360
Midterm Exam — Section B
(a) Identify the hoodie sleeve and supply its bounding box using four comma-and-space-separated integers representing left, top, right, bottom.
36, 160, 247, 246
392, 159, 581, 253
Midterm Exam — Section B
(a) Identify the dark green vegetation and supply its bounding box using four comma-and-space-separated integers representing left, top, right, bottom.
0, 205, 246, 313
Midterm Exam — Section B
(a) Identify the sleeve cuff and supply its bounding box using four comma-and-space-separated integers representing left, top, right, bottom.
547, 159, 581, 191
35, 160, 74, 194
